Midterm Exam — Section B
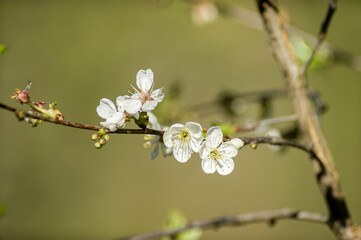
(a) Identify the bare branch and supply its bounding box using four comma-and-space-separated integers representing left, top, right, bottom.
255, 1, 360, 239
235, 114, 297, 132
117, 208, 328, 240
302, 0, 337, 73
0, 102, 163, 136
191, 0, 361, 73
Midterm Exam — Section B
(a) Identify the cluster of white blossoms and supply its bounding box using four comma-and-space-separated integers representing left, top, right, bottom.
97, 68, 244, 175
96, 69, 164, 131
164, 124, 244, 175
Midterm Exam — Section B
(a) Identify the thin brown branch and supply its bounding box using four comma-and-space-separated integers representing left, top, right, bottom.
205, 0, 361, 73
255, 1, 360, 239
0, 102, 163, 136
235, 114, 297, 132
302, 0, 337, 73
117, 208, 328, 240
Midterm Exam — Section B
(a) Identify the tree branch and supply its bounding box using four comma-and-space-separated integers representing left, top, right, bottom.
255, 1, 360, 239
117, 208, 328, 240
209, 0, 361, 73
0, 102, 163, 136
302, 0, 337, 74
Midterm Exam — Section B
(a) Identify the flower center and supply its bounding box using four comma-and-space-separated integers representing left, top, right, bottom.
140, 92, 151, 104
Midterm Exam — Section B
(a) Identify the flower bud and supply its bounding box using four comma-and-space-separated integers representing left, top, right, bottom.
99, 128, 106, 136
104, 134, 110, 141
91, 133, 99, 141
99, 138, 106, 145
94, 142, 102, 149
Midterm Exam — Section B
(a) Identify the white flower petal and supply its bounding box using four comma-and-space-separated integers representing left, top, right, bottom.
199, 142, 209, 159
173, 141, 192, 163
147, 112, 161, 130
142, 100, 158, 112
216, 157, 234, 175
185, 122, 203, 139
229, 138, 244, 149
151, 88, 165, 102
116, 96, 126, 112
151, 144, 160, 160
163, 130, 173, 148
205, 126, 223, 149
201, 156, 216, 174
219, 143, 238, 158
136, 69, 154, 92
189, 137, 202, 153
169, 123, 184, 131
96, 98, 116, 119
124, 99, 142, 115
161, 143, 173, 157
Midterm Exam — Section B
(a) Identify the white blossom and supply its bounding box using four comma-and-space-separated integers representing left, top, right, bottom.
96, 98, 125, 132
144, 112, 172, 159
199, 126, 241, 175
163, 122, 203, 163
124, 69, 164, 115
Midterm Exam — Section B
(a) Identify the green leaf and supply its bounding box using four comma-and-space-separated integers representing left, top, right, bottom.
161, 209, 202, 240
0, 44, 6, 56
292, 36, 332, 71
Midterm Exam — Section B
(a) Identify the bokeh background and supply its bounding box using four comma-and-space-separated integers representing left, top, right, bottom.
0, 0, 360, 239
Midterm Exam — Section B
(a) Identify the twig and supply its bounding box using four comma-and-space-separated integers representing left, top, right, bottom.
302, 0, 337, 74
235, 114, 297, 132
187, 88, 285, 112
0, 103, 164, 136
117, 208, 328, 240
255, 1, 359, 239
193, 0, 361, 73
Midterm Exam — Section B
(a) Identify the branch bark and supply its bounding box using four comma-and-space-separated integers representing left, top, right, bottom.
255, 1, 360, 239
117, 208, 328, 240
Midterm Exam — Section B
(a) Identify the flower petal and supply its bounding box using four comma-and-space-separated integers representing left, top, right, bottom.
201, 156, 216, 174
142, 100, 158, 112
219, 143, 238, 158
199, 142, 209, 159
151, 144, 160, 160
205, 126, 223, 149
151, 88, 165, 102
136, 69, 154, 92
147, 112, 161, 130
163, 130, 173, 148
173, 141, 192, 163
116, 96, 126, 112
96, 98, 116, 119
229, 138, 244, 149
185, 122, 203, 139
124, 99, 142, 115
216, 157, 234, 175
161, 143, 173, 157
189, 137, 202, 153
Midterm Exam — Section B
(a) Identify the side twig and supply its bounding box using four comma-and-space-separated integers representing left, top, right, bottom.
117, 208, 328, 240
302, 0, 337, 74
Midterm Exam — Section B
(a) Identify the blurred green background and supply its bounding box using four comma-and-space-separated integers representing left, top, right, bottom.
0, 0, 360, 239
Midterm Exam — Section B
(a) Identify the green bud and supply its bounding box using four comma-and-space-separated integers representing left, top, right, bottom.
104, 134, 110, 141
134, 112, 149, 129
98, 127, 106, 136
91, 133, 98, 141
99, 138, 106, 145
94, 142, 102, 149
15, 110, 26, 121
